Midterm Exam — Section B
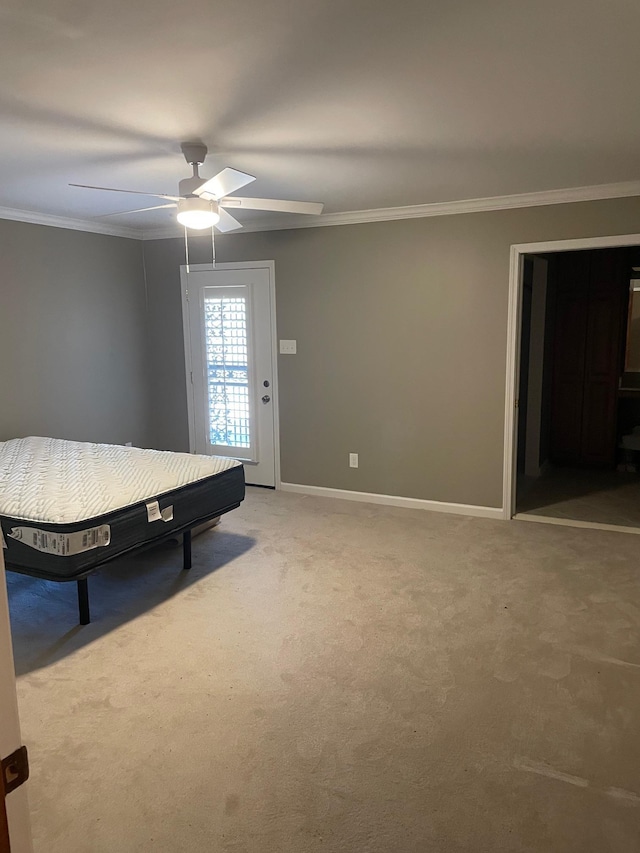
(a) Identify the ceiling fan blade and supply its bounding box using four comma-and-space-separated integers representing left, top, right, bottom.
194, 167, 256, 200
98, 203, 177, 218
215, 208, 243, 233
70, 183, 181, 201
220, 197, 324, 215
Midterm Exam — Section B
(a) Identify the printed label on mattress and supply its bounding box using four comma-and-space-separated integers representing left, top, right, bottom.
146, 501, 173, 522
8, 525, 111, 556
146, 500, 162, 522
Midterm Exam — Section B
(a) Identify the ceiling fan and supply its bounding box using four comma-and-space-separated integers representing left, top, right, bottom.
70, 142, 324, 231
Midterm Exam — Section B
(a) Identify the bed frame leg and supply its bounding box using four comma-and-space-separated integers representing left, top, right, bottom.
183, 530, 192, 570
77, 578, 90, 625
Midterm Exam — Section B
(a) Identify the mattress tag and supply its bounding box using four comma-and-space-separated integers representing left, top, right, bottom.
146, 500, 162, 522
8, 525, 111, 556
161, 505, 174, 522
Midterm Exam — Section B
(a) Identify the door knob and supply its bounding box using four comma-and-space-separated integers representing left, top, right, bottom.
262, 395, 271, 404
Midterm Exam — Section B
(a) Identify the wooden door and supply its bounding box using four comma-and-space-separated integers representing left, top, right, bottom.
581, 250, 626, 464
1, 776, 9, 853
0, 549, 33, 853
549, 249, 627, 466
549, 251, 590, 463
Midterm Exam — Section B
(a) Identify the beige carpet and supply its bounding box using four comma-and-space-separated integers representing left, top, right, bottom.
7, 488, 640, 852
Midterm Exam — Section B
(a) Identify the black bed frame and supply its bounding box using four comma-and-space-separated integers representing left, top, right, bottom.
73, 529, 192, 625
7, 503, 239, 625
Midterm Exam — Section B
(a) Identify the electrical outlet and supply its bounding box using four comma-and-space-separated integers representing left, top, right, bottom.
125, 441, 133, 447
279, 339, 297, 354
349, 453, 358, 468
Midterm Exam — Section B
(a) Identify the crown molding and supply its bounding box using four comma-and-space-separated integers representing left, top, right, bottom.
3, 178, 640, 242
0, 205, 139, 239
141, 179, 640, 240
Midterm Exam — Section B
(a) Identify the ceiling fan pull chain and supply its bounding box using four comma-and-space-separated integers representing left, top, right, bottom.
184, 225, 190, 273
211, 223, 216, 268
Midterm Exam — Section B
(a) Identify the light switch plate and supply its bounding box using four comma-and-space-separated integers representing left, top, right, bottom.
280, 339, 297, 354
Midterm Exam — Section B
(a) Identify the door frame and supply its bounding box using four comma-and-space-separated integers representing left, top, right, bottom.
503, 232, 640, 520
180, 260, 282, 489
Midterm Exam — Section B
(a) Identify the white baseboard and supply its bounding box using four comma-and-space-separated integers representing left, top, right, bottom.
280, 482, 504, 520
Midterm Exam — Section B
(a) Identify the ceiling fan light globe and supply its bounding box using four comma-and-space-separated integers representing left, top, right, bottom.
177, 210, 219, 230
176, 197, 220, 230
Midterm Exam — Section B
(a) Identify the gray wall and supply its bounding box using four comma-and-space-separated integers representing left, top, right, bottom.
0, 220, 150, 446
143, 197, 640, 508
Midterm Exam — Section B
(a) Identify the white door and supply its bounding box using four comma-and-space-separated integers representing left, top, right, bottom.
0, 551, 34, 853
182, 263, 279, 488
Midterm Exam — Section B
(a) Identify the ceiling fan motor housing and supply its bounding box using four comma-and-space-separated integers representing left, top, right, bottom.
179, 174, 207, 196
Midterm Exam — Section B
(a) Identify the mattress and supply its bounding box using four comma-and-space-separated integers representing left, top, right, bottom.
0, 436, 245, 580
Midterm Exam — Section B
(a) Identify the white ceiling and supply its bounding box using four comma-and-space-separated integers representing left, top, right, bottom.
2, 0, 640, 234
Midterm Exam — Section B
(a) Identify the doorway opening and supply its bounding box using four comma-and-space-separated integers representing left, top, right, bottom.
504, 233, 640, 531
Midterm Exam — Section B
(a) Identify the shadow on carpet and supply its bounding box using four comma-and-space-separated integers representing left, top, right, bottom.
7, 529, 255, 676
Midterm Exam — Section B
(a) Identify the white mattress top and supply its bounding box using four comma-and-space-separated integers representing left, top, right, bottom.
0, 436, 242, 524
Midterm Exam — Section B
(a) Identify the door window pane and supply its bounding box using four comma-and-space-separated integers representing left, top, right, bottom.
203, 296, 251, 448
